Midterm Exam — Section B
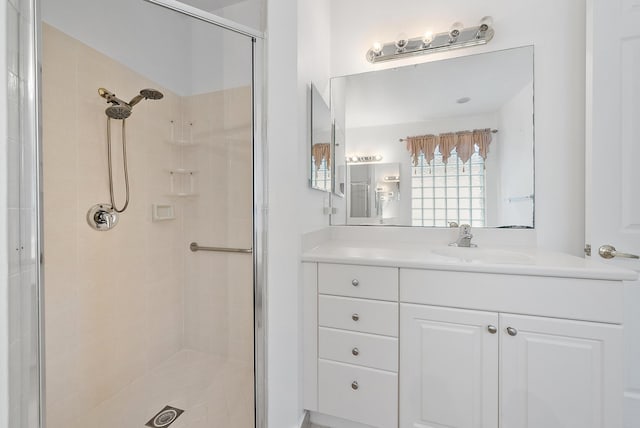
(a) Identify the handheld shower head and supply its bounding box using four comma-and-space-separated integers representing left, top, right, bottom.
105, 105, 132, 120
140, 88, 164, 100
128, 88, 164, 107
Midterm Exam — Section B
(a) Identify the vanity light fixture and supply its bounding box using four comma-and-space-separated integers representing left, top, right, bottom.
347, 155, 384, 163
366, 16, 495, 64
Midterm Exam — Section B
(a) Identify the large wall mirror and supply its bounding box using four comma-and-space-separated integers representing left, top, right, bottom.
331, 46, 535, 228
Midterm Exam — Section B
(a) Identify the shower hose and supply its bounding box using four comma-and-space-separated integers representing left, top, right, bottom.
106, 117, 130, 213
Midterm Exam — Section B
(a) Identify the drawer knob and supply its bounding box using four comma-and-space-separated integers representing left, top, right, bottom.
352, 347, 360, 356
352, 313, 360, 322
351, 381, 359, 390
506, 327, 518, 336
487, 325, 497, 334
352, 279, 360, 287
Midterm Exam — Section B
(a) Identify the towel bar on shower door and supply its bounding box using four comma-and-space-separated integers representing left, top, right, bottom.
189, 242, 253, 254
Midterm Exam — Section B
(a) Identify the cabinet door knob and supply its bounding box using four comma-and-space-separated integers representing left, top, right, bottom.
506, 327, 518, 336
352, 279, 360, 286
352, 313, 360, 321
352, 347, 360, 356
351, 381, 359, 390
487, 325, 497, 334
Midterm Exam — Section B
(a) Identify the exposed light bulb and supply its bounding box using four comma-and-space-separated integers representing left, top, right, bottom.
422, 31, 434, 46
449, 22, 464, 40
479, 16, 493, 32
395, 33, 409, 51
375, 155, 383, 161
372, 42, 383, 54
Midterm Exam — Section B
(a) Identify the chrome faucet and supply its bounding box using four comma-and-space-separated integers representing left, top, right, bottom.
450, 224, 476, 247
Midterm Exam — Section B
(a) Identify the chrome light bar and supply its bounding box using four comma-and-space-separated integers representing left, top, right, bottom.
366, 18, 495, 64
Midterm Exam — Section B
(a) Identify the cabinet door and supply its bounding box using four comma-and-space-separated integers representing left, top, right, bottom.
400, 304, 499, 428
500, 314, 623, 428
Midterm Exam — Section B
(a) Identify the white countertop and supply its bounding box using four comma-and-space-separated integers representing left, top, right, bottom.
302, 240, 638, 281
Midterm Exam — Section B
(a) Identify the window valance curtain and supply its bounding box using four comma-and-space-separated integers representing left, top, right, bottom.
312, 143, 331, 169
405, 128, 493, 167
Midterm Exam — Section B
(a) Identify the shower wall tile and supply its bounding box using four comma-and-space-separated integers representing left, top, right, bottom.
182, 85, 253, 365
43, 23, 254, 428
43, 24, 186, 428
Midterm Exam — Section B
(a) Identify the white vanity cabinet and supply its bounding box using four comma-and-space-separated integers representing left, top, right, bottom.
304, 261, 625, 428
499, 313, 622, 428
400, 305, 499, 428
400, 269, 623, 428
310, 263, 400, 428
400, 305, 622, 428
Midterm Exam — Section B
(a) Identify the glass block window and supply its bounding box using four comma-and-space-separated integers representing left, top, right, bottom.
312, 157, 331, 192
411, 147, 485, 227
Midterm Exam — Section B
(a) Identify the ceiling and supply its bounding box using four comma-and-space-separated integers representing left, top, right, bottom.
342, 47, 534, 129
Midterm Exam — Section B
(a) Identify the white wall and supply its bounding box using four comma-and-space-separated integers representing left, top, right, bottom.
189, 14, 254, 94
42, 0, 254, 96
266, 0, 332, 426
212, 0, 265, 33
329, 0, 586, 255
42, 0, 192, 94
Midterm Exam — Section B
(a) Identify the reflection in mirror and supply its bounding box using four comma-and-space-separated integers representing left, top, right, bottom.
331, 46, 535, 228
348, 163, 401, 224
310, 84, 332, 192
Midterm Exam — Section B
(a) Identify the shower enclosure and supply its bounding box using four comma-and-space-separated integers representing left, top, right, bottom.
6, 0, 266, 427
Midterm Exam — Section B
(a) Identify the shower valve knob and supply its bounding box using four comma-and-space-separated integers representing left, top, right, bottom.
87, 204, 119, 231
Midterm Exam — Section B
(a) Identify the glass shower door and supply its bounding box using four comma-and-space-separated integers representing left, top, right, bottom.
38, 1, 257, 427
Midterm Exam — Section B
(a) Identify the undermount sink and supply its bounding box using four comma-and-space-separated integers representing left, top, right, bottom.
431, 247, 534, 264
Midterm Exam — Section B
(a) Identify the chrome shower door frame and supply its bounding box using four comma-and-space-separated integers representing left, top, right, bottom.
25, 1, 268, 427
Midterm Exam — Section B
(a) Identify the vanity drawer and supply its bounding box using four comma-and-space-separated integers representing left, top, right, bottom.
319, 327, 398, 372
319, 263, 398, 301
319, 295, 398, 337
319, 359, 398, 428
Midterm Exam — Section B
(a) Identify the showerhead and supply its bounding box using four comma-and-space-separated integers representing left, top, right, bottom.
99, 87, 163, 118
105, 105, 132, 120
140, 88, 164, 100
128, 88, 164, 107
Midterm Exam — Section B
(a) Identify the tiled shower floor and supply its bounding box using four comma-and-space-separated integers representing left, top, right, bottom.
77, 350, 254, 428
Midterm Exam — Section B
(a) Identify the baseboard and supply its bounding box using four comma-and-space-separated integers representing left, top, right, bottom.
625, 391, 640, 428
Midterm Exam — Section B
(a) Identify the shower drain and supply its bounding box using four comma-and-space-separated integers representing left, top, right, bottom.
145, 405, 184, 428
